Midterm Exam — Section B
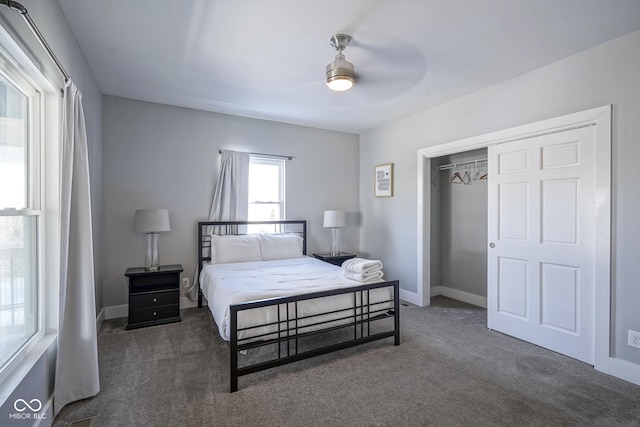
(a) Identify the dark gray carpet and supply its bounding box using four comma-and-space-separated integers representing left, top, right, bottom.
54, 297, 640, 426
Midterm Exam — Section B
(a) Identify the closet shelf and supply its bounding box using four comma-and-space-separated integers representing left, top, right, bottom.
436, 158, 487, 171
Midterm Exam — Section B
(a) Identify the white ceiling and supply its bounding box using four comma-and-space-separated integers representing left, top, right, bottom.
58, 0, 640, 134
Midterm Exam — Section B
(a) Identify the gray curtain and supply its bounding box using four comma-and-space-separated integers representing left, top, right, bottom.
187, 149, 250, 300
54, 81, 100, 415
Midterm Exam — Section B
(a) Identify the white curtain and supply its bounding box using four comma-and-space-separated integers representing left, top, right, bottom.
54, 81, 100, 415
208, 149, 251, 221
187, 149, 250, 300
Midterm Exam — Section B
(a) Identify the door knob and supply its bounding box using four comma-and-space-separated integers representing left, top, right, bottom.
489, 242, 495, 248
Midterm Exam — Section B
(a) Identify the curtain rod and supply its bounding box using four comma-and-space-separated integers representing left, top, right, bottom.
1, 0, 70, 84
218, 149, 293, 161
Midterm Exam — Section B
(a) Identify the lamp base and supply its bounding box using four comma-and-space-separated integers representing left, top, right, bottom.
330, 227, 341, 256
144, 232, 160, 271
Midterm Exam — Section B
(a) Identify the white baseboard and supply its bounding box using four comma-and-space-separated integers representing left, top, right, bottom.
603, 356, 640, 386
104, 304, 128, 320
399, 289, 421, 306
180, 296, 197, 309
431, 286, 487, 308
430, 286, 443, 297
399, 286, 486, 308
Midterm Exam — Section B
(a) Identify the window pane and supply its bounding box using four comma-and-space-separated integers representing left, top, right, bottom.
248, 156, 285, 222
0, 57, 39, 375
0, 75, 27, 210
249, 162, 281, 202
248, 203, 281, 221
0, 215, 37, 367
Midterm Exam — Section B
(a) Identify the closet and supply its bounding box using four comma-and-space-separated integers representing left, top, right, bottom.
430, 147, 488, 307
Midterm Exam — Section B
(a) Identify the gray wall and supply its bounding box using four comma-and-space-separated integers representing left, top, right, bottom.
0, 0, 102, 425
434, 149, 488, 298
102, 96, 359, 309
360, 29, 640, 366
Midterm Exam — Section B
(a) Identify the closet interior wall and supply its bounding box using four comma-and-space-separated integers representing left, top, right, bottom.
430, 147, 488, 305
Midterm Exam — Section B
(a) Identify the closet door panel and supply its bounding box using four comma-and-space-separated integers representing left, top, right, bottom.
498, 182, 529, 241
488, 126, 595, 364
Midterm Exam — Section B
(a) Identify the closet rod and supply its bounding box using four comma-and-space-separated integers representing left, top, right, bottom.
218, 149, 293, 161
1, 0, 70, 84
436, 158, 487, 171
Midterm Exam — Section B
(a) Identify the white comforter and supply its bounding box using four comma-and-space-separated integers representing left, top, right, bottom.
199, 256, 391, 341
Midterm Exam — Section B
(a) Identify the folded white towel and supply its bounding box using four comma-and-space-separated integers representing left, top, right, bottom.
344, 270, 384, 283
341, 258, 383, 274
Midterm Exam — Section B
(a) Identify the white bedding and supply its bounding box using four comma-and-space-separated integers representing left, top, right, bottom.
199, 256, 392, 341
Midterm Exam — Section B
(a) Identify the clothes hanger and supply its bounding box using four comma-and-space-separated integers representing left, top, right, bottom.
462, 166, 472, 185
477, 160, 488, 180
472, 162, 483, 181
449, 170, 464, 184
479, 162, 488, 180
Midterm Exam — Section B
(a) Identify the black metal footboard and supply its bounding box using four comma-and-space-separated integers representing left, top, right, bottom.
229, 280, 400, 392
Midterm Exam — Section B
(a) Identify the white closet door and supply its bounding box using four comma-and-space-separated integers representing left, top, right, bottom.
487, 126, 596, 364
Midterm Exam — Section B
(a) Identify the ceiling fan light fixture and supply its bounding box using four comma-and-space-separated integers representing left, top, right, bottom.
326, 53, 355, 91
327, 76, 354, 92
326, 34, 355, 91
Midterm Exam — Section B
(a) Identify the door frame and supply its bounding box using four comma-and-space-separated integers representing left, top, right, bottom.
415, 105, 611, 371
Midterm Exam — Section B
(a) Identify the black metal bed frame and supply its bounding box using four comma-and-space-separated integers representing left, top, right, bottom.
197, 220, 400, 392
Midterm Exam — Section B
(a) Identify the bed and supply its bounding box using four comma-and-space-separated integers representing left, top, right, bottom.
197, 220, 400, 392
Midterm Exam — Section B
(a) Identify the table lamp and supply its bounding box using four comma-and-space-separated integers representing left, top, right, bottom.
133, 209, 170, 271
323, 209, 346, 256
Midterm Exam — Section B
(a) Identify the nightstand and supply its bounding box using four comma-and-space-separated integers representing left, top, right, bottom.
125, 264, 183, 330
313, 252, 357, 267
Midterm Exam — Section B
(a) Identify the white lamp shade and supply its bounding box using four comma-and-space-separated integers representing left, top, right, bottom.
323, 210, 346, 228
133, 209, 170, 233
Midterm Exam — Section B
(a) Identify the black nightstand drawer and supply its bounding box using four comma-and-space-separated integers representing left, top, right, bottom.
129, 304, 180, 324
130, 290, 179, 309
125, 264, 183, 329
129, 273, 180, 293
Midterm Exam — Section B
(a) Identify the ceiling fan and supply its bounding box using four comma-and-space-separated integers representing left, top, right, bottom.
320, 31, 426, 100
326, 33, 356, 91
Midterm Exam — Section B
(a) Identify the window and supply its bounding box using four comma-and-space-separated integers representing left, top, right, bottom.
248, 155, 286, 221
0, 50, 43, 373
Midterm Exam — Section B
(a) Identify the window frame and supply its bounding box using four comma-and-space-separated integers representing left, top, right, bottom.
0, 30, 59, 403
248, 154, 286, 221
0, 50, 45, 376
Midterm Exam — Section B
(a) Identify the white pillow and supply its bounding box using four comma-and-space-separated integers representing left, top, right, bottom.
211, 234, 262, 264
259, 234, 304, 261
207, 234, 217, 263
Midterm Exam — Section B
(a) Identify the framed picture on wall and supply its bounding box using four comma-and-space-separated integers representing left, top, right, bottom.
374, 163, 394, 197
